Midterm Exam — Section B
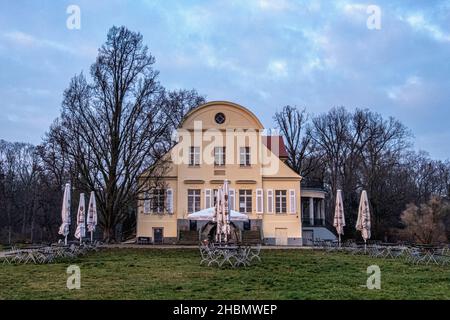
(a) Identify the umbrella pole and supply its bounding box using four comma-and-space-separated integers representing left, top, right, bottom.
65, 235, 67, 246
91, 231, 93, 243
364, 240, 367, 254
338, 234, 341, 248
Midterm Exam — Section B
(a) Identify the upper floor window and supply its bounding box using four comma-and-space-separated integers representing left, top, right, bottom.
187, 189, 201, 213
240, 147, 251, 167
214, 147, 226, 166
189, 146, 200, 166
275, 190, 287, 214
239, 189, 252, 214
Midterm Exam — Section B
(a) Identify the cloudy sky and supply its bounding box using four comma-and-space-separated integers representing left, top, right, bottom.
0, 0, 449, 159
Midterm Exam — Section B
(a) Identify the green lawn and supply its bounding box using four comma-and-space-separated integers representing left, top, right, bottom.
1, 248, 449, 300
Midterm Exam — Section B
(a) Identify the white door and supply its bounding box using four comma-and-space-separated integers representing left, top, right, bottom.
275, 228, 288, 246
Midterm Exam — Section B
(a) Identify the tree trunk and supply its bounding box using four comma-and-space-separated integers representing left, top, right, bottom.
103, 227, 115, 243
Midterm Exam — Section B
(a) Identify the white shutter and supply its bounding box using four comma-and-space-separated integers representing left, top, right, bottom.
166, 189, 174, 214
256, 189, 263, 213
229, 189, 235, 211
289, 189, 296, 214
144, 192, 151, 214
205, 189, 212, 208
267, 189, 274, 214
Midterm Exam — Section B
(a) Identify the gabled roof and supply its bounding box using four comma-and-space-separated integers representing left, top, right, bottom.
262, 136, 288, 159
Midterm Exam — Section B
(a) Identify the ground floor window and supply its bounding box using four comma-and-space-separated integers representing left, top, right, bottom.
188, 189, 201, 213
275, 190, 287, 214
239, 189, 252, 214
151, 189, 165, 214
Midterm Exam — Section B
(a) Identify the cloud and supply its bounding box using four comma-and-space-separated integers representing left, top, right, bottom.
402, 13, 450, 43
256, 0, 292, 11
387, 76, 422, 102
267, 60, 288, 78
4, 31, 72, 52
0, 0, 449, 159
2, 30, 97, 57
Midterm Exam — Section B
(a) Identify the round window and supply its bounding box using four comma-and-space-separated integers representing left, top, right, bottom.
215, 112, 226, 124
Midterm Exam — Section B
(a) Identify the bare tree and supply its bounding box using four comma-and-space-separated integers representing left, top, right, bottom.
45, 26, 204, 242
308, 107, 412, 237
273, 105, 323, 181
400, 196, 449, 244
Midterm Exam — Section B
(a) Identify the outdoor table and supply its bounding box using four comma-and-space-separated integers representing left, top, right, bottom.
199, 243, 259, 268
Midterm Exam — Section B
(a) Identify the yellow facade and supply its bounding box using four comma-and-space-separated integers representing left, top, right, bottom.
137, 101, 303, 245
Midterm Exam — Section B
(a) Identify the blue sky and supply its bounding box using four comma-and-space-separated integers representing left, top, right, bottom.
0, 0, 449, 160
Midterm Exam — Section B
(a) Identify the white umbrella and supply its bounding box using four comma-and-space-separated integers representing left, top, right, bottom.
228, 210, 249, 222
188, 207, 215, 221
356, 190, 371, 251
187, 207, 249, 222
87, 191, 98, 243
58, 183, 71, 245
333, 190, 346, 247
75, 193, 86, 244
222, 180, 231, 241
215, 188, 223, 242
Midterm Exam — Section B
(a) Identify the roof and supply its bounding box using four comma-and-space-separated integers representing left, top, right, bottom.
178, 101, 264, 129
262, 136, 288, 158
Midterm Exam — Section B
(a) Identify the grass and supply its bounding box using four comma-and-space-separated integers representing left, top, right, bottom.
1, 248, 449, 300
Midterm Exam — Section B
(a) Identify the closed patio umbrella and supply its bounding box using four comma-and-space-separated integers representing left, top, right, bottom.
223, 179, 230, 224
75, 193, 86, 244
58, 183, 71, 245
333, 189, 346, 247
215, 188, 223, 242
221, 182, 229, 242
87, 191, 98, 243
356, 190, 371, 252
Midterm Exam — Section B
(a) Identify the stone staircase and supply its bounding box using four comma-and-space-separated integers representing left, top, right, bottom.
241, 230, 262, 245
177, 230, 199, 245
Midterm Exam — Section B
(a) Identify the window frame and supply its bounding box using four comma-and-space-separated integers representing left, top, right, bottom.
266, 189, 274, 214
166, 188, 174, 214
275, 190, 287, 214
229, 189, 236, 211
189, 146, 200, 167
143, 191, 151, 214
150, 189, 166, 214
289, 189, 296, 214
239, 189, 252, 214
256, 188, 263, 214
214, 146, 226, 166
239, 147, 251, 167
187, 189, 201, 213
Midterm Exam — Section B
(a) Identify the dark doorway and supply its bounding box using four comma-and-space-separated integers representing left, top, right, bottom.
153, 228, 163, 244
243, 220, 251, 231
189, 220, 197, 231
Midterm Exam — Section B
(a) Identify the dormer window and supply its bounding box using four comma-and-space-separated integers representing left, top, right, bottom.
215, 112, 226, 124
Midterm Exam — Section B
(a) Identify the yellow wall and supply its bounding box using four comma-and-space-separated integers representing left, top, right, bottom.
137, 101, 302, 243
